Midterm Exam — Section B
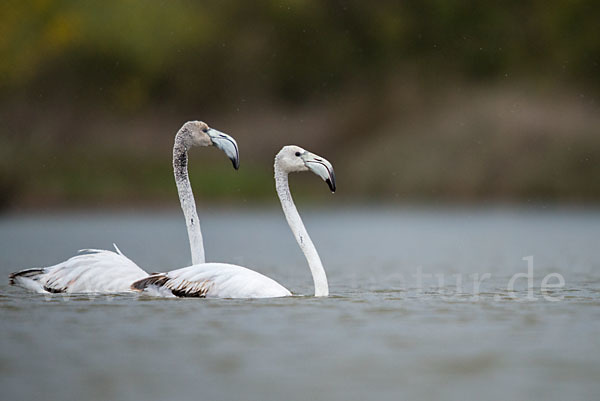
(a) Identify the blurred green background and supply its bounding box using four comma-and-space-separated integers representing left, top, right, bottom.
1, 0, 599, 210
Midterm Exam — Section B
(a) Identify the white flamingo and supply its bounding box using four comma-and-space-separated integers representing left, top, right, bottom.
130, 145, 335, 298
9, 121, 239, 294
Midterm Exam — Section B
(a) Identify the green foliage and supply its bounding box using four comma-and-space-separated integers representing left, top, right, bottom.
1, 0, 598, 108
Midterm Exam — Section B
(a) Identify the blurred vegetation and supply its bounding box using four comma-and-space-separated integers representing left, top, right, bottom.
0, 0, 599, 209
2, 0, 599, 105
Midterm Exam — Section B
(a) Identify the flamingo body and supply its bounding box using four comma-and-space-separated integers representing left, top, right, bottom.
132, 263, 291, 298
9, 247, 146, 294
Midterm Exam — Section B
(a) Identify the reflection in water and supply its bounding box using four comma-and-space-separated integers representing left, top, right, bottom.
1, 208, 599, 401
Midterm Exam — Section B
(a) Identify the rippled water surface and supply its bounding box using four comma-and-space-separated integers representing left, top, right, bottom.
1, 207, 599, 401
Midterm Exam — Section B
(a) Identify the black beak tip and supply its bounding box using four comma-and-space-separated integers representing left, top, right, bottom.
231, 158, 240, 170
326, 178, 336, 193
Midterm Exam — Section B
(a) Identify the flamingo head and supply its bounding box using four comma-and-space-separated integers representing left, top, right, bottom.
275, 145, 336, 193
179, 121, 240, 170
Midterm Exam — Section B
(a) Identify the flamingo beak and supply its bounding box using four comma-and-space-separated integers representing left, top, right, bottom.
302, 152, 336, 193
208, 129, 240, 170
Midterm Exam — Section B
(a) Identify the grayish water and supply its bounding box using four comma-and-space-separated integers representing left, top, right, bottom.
1, 207, 599, 401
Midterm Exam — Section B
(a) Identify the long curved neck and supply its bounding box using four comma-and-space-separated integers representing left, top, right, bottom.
275, 166, 328, 296
173, 133, 205, 265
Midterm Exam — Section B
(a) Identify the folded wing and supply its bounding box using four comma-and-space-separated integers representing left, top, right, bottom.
131, 263, 291, 299
9, 246, 148, 294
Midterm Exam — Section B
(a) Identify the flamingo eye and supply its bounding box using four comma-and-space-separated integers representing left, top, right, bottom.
202, 127, 209, 133
295, 152, 301, 157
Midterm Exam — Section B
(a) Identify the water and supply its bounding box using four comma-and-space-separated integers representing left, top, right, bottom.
1, 207, 599, 401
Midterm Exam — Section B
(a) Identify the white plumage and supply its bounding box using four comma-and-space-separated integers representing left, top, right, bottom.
10, 246, 146, 294
132, 264, 291, 298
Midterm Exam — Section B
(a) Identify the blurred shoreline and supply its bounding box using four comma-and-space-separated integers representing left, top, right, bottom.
3, 200, 600, 216
2, 81, 598, 211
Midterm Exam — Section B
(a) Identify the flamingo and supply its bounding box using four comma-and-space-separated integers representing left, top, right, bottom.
9, 121, 239, 294
131, 145, 335, 298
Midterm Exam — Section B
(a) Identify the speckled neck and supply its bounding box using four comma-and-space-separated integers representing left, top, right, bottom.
174, 129, 205, 265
